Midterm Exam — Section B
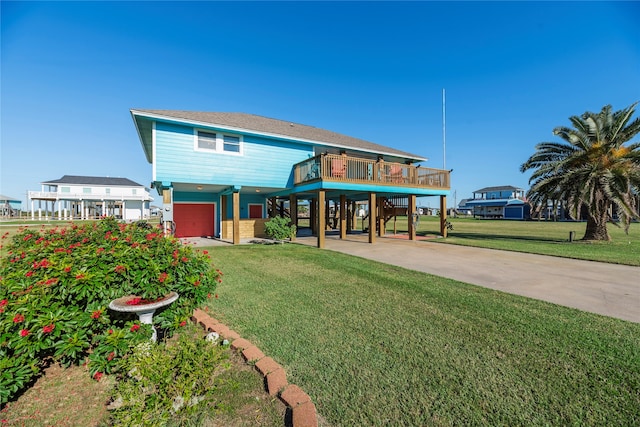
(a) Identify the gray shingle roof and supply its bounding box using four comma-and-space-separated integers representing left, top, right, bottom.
42, 175, 144, 187
131, 109, 426, 161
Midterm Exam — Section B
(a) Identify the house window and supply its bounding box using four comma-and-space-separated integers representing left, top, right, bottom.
105, 188, 111, 195
132, 189, 137, 195
61, 187, 70, 193
195, 129, 242, 154
197, 131, 217, 151
223, 135, 240, 153
83, 187, 91, 194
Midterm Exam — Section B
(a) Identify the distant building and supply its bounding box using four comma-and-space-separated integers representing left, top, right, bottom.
0, 194, 22, 217
463, 185, 530, 220
456, 198, 473, 215
28, 175, 153, 221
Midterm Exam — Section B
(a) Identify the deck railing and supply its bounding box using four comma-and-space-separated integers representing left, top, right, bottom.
294, 154, 450, 190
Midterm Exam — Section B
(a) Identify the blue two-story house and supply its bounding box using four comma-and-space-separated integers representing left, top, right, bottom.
464, 185, 530, 220
131, 110, 451, 247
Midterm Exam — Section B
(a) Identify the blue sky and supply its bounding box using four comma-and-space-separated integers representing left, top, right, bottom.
2, 1, 639, 209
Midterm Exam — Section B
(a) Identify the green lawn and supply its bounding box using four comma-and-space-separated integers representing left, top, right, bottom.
206, 244, 640, 427
376, 216, 640, 266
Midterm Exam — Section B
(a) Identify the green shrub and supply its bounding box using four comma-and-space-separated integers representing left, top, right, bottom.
108, 323, 231, 426
0, 218, 221, 404
264, 216, 296, 241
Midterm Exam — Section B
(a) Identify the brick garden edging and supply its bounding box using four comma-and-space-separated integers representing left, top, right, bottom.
192, 309, 318, 427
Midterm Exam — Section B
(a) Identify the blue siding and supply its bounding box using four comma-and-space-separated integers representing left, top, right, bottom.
173, 191, 217, 203
155, 122, 312, 188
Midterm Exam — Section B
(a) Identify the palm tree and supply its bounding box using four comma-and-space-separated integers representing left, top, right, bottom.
520, 103, 640, 241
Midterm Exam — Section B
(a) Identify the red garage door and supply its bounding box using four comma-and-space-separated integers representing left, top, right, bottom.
174, 203, 215, 238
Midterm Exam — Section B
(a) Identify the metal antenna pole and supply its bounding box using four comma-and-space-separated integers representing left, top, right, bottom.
442, 88, 446, 170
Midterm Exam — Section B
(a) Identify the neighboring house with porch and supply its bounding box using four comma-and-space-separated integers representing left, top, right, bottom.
130, 109, 451, 247
1, 194, 22, 218
464, 185, 530, 220
28, 175, 153, 221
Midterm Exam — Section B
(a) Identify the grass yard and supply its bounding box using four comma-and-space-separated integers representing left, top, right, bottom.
378, 216, 640, 266
206, 244, 640, 427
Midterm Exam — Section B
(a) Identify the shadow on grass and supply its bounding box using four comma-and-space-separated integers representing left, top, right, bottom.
419, 231, 567, 243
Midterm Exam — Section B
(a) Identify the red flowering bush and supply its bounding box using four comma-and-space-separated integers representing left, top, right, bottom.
0, 218, 220, 404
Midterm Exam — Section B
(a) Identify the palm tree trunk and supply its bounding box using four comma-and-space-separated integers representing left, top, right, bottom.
583, 211, 611, 241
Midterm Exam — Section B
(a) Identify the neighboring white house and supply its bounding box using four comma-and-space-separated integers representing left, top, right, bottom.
28, 175, 153, 221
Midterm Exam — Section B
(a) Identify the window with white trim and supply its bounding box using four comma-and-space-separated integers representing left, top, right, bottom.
197, 131, 217, 151
223, 135, 240, 153
195, 130, 243, 154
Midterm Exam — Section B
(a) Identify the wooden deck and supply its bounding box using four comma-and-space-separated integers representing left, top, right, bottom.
293, 154, 450, 190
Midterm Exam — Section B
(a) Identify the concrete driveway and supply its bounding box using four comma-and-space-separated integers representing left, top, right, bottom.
295, 233, 640, 323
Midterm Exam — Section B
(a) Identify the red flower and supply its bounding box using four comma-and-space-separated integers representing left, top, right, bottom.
64, 266, 71, 273
126, 297, 143, 305
172, 249, 179, 260
20, 329, 30, 337
44, 278, 58, 286
76, 273, 85, 280
0, 299, 7, 306
181, 257, 188, 262
43, 324, 55, 333
96, 247, 105, 254
26, 271, 33, 277
130, 324, 140, 332
114, 265, 126, 274
194, 280, 200, 287
202, 250, 209, 255
179, 321, 187, 327
108, 329, 114, 335
93, 372, 103, 382
13, 314, 25, 323
91, 310, 102, 319
145, 232, 157, 241
107, 352, 115, 361
158, 272, 168, 283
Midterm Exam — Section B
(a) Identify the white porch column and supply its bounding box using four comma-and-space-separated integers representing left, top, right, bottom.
58, 201, 62, 220
31, 199, 35, 220
81, 201, 85, 220
122, 200, 127, 221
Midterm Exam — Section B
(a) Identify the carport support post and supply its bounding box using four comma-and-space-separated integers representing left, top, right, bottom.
408, 194, 416, 241
340, 194, 347, 239
368, 192, 376, 244
440, 195, 448, 238
378, 197, 384, 237
221, 195, 228, 239
289, 194, 297, 240
317, 190, 325, 248
233, 191, 240, 245
310, 198, 317, 234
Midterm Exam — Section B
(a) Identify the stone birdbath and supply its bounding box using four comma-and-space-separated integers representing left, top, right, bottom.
109, 292, 179, 342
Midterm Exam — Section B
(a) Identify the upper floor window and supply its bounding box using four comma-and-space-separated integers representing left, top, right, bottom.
197, 131, 217, 151
105, 188, 111, 195
83, 187, 91, 194
132, 189, 137, 195
223, 135, 240, 153
195, 130, 242, 155
61, 187, 70, 193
